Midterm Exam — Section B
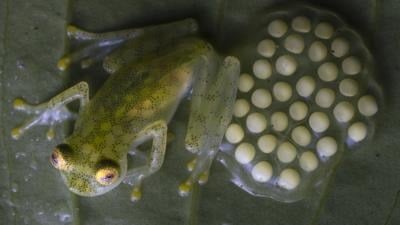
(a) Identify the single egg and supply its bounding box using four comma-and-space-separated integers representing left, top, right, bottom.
314, 22, 334, 39
278, 168, 301, 190
315, 88, 335, 108
318, 62, 338, 82
296, 76, 316, 98
342, 56, 362, 75
273, 81, 293, 102
238, 73, 255, 93
333, 101, 355, 123
235, 143, 256, 164
225, 123, 245, 144
291, 126, 312, 147
233, 99, 250, 118
275, 55, 298, 76
251, 89, 272, 109
277, 142, 297, 163
253, 59, 272, 79
257, 39, 277, 58
284, 34, 305, 54
308, 41, 327, 62
246, 112, 268, 133
331, 37, 350, 58
309, 112, 330, 133
348, 122, 368, 142
299, 151, 319, 172
289, 101, 308, 121
358, 95, 378, 117
339, 78, 359, 97
271, 112, 289, 132
316, 136, 338, 158
268, 19, 288, 38
251, 161, 273, 183
291, 16, 311, 33
257, 134, 278, 153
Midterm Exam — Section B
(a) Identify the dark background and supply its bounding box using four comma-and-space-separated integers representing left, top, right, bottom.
0, 0, 399, 224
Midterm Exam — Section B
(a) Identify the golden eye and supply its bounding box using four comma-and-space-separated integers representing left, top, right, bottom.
95, 167, 119, 185
50, 144, 72, 170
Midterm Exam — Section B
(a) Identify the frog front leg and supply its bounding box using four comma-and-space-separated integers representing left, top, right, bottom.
123, 120, 168, 202
179, 56, 240, 196
12, 82, 89, 140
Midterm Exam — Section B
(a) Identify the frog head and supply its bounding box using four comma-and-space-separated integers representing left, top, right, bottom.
49, 143, 127, 196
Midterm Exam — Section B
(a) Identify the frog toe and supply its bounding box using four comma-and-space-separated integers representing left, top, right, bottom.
57, 56, 72, 71
130, 187, 142, 202
11, 127, 23, 140
11, 116, 40, 140
186, 158, 196, 172
178, 181, 193, 197
46, 126, 56, 141
13, 98, 36, 112
197, 172, 209, 185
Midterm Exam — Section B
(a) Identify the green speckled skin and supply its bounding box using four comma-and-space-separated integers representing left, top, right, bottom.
62, 38, 215, 196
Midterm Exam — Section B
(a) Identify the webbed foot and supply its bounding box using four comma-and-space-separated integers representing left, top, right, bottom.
12, 82, 89, 140
12, 98, 72, 140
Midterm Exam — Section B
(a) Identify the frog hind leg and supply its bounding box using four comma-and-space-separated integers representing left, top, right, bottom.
123, 120, 168, 202
179, 56, 240, 196
12, 82, 89, 140
59, 18, 198, 72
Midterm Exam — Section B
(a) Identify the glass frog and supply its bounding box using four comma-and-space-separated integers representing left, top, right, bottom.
12, 18, 240, 201
13, 5, 382, 203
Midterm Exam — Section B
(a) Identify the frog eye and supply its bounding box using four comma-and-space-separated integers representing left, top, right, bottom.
95, 160, 120, 186
50, 144, 72, 170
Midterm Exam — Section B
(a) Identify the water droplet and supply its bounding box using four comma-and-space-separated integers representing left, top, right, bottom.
30, 158, 38, 170
15, 152, 27, 159
55, 212, 72, 223
16, 59, 26, 70
11, 183, 18, 193
24, 173, 33, 182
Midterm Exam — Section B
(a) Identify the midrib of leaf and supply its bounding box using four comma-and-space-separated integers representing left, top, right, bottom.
70, 193, 80, 225
0, 0, 16, 224
186, 184, 200, 225
310, 152, 345, 225
64, 0, 81, 224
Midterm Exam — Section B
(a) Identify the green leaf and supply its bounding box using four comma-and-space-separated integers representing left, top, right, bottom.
1, 0, 399, 225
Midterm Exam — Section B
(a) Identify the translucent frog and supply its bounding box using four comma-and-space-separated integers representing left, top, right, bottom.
12, 19, 240, 200
13, 5, 381, 203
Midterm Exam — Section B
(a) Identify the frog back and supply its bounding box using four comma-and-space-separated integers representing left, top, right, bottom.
74, 37, 213, 137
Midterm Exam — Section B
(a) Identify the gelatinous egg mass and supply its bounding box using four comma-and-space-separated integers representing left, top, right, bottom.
218, 5, 381, 203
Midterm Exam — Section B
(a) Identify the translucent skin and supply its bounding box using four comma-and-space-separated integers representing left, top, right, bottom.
12, 21, 240, 198
60, 39, 217, 196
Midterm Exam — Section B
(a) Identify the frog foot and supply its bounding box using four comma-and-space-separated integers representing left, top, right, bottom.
58, 24, 130, 71
198, 172, 209, 185
57, 39, 123, 71
130, 186, 142, 202
186, 158, 196, 172
178, 172, 209, 197
178, 181, 193, 197
178, 158, 210, 197
12, 98, 72, 140
125, 177, 145, 202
